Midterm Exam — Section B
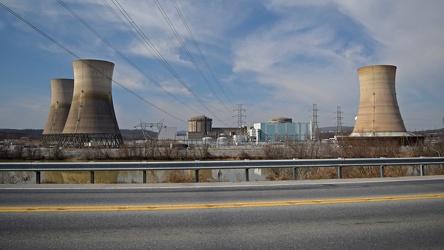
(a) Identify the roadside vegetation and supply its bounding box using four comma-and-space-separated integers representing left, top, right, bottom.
1, 135, 443, 183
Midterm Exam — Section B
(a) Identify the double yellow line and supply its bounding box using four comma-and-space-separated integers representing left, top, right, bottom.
1, 194, 443, 213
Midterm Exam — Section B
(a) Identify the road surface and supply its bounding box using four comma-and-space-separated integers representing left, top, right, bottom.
1, 176, 443, 249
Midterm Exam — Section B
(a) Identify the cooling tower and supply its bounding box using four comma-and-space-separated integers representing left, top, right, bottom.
351, 65, 409, 137
61, 59, 123, 147
42, 78, 74, 135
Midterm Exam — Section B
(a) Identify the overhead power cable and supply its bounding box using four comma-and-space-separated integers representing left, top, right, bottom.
0, 1, 186, 123
152, 0, 229, 125
108, 0, 227, 125
156, 0, 230, 113
57, 0, 201, 117
172, 0, 235, 109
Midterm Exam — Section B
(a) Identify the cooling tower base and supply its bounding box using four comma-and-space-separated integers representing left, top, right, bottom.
41, 134, 64, 146
336, 135, 424, 146
42, 133, 123, 148
61, 133, 123, 148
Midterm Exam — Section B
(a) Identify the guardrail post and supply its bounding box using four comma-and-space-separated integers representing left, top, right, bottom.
293, 167, 297, 180
90, 171, 94, 184
35, 171, 41, 184
337, 166, 342, 179
195, 169, 199, 183
420, 165, 425, 176
142, 170, 147, 183
380, 165, 384, 178
245, 168, 249, 182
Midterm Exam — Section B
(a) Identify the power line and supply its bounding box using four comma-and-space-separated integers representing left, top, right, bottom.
0, 1, 186, 123
152, 0, 229, 125
171, 0, 234, 110
108, 0, 227, 125
58, 0, 201, 116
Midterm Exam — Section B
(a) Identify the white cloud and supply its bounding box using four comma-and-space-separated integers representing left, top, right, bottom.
1, 0, 442, 130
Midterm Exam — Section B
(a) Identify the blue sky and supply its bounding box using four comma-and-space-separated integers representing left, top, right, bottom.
0, 0, 443, 131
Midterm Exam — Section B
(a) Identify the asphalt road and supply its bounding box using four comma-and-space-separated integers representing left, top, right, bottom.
1, 176, 443, 249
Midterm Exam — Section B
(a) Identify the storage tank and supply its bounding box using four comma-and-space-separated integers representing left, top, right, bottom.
351, 65, 409, 137
62, 59, 123, 147
216, 136, 228, 147
202, 137, 213, 145
42, 78, 74, 135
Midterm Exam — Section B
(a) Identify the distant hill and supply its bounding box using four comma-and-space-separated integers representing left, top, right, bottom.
0, 129, 156, 140
0, 129, 43, 139
1, 127, 442, 140
318, 126, 354, 132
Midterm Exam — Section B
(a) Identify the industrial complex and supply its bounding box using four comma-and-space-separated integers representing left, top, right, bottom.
40, 60, 424, 148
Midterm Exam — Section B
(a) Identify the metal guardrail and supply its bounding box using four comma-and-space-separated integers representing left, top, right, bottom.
1, 157, 443, 184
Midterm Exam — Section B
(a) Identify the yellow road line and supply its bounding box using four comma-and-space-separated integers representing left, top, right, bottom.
1, 194, 443, 213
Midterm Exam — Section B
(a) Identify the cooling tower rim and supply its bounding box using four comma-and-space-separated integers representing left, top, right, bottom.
73, 59, 115, 66
357, 65, 397, 71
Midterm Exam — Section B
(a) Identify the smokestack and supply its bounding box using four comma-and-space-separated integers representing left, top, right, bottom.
42, 79, 74, 135
351, 65, 409, 137
62, 59, 123, 147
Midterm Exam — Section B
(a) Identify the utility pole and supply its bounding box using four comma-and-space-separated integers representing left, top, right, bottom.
336, 106, 343, 135
312, 104, 319, 141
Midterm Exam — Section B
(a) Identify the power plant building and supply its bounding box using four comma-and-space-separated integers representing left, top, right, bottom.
187, 115, 213, 140
252, 117, 312, 143
186, 115, 245, 142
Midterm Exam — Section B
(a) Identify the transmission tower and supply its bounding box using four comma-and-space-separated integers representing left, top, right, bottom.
336, 106, 343, 135
234, 104, 246, 128
312, 104, 319, 141
134, 119, 166, 141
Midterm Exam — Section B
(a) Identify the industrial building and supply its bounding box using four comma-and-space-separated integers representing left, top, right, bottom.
251, 116, 312, 144
42, 59, 123, 148
186, 115, 245, 140
340, 65, 422, 144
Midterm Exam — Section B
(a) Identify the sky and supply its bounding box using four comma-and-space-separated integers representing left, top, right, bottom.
0, 0, 443, 132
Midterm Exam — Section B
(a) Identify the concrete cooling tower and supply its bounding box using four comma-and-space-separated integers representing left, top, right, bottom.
351, 65, 409, 137
61, 59, 123, 147
42, 79, 74, 143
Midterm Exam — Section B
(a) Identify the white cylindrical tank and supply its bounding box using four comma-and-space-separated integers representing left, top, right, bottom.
351, 65, 409, 137
202, 137, 213, 145
216, 136, 228, 146
43, 78, 74, 134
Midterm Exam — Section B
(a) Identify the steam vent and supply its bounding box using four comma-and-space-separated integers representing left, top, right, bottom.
345, 65, 422, 145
